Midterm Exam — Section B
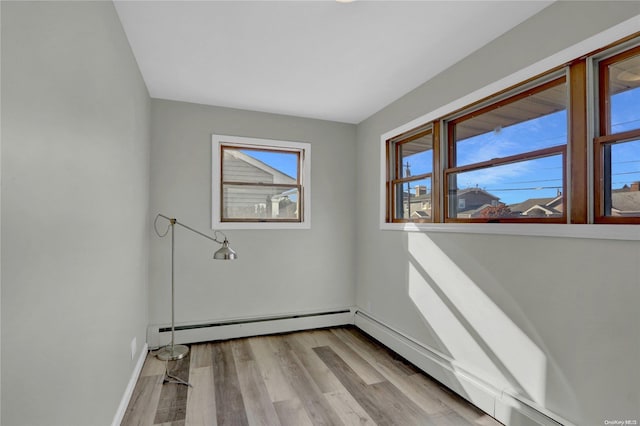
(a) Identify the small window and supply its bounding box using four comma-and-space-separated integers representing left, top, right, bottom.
594, 43, 640, 223
444, 72, 568, 222
212, 135, 311, 229
386, 126, 436, 222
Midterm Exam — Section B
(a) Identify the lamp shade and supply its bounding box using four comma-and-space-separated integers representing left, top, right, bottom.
213, 239, 237, 260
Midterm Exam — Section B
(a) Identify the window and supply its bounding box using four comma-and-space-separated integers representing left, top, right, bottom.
386, 126, 437, 222
212, 135, 311, 229
382, 33, 640, 229
444, 72, 568, 222
594, 44, 640, 223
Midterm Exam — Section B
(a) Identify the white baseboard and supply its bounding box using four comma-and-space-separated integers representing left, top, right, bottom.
147, 307, 355, 349
353, 310, 574, 426
112, 343, 148, 426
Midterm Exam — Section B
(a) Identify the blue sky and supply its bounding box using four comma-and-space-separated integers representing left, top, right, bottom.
610, 87, 640, 191
451, 110, 566, 205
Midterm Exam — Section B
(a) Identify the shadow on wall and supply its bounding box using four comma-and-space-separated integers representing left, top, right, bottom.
405, 232, 578, 421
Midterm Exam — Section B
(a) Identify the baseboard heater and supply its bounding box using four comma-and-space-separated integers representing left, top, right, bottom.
148, 307, 355, 349
353, 310, 573, 426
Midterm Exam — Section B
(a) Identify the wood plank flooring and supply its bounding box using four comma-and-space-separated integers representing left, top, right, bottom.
121, 327, 502, 426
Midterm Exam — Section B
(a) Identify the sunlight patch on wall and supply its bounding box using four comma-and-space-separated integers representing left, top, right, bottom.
407, 233, 547, 405
408, 262, 511, 391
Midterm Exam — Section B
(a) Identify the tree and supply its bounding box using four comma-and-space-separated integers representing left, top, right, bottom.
480, 203, 512, 218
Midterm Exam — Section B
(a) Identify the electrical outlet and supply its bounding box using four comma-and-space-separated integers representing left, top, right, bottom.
130, 337, 137, 360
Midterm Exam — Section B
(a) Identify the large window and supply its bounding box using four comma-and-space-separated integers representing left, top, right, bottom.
212, 135, 311, 229
386, 126, 437, 222
444, 73, 568, 222
383, 34, 640, 227
595, 44, 640, 223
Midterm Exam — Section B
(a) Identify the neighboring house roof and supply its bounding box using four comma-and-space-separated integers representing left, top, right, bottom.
457, 203, 494, 218
509, 195, 563, 216
412, 210, 430, 218
457, 187, 499, 200
522, 204, 559, 216
509, 197, 554, 212
611, 191, 640, 214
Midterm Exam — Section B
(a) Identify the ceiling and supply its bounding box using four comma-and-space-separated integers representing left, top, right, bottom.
113, 1, 553, 124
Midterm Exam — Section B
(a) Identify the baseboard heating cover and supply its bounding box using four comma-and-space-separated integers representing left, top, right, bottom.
353, 309, 575, 426
147, 307, 355, 348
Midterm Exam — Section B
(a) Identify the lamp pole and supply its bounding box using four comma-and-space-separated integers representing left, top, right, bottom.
157, 217, 189, 361
153, 214, 237, 364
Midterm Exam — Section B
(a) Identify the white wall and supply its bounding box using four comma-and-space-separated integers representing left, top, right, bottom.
1, 2, 150, 425
149, 100, 356, 332
356, 2, 640, 425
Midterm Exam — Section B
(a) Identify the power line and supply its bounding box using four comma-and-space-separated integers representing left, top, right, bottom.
477, 186, 562, 192
612, 170, 640, 176
611, 117, 640, 132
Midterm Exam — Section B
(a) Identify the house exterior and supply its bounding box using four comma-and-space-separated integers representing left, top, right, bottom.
509, 195, 564, 218
408, 184, 432, 218
222, 149, 298, 219
611, 182, 640, 216
454, 187, 500, 218
506, 183, 640, 218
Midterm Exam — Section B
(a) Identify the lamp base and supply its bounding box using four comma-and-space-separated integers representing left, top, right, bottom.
156, 344, 189, 361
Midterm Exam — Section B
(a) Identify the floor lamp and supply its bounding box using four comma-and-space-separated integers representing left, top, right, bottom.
153, 213, 237, 365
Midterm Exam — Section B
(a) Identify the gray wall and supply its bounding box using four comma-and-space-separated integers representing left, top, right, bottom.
149, 100, 356, 330
1, 2, 150, 425
356, 2, 640, 425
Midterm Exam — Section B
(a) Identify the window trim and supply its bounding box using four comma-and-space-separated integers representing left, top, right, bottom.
378, 21, 640, 239
212, 134, 311, 230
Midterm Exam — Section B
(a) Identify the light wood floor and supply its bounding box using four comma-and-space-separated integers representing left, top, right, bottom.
122, 327, 502, 426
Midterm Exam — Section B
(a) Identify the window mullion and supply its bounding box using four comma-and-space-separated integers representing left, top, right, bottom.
569, 59, 588, 224
446, 145, 565, 175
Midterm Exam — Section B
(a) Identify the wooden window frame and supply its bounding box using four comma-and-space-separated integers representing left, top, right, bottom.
386, 125, 440, 223
594, 44, 640, 224
443, 73, 569, 223
220, 145, 303, 223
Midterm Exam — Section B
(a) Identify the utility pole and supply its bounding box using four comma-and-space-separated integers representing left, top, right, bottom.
404, 161, 411, 218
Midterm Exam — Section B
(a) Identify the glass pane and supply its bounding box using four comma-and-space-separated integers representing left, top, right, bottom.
448, 154, 563, 219
609, 52, 640, 133
399, 133, 433, 177
222, 185, 299, 220
394, 178, 432, 220
606, 139, 640, 217
222, 148, 298, 184
454, 81, 567, 167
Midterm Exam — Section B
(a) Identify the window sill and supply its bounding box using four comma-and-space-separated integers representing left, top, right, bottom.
212, 221, 310, 231
380, 222, 640, 241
